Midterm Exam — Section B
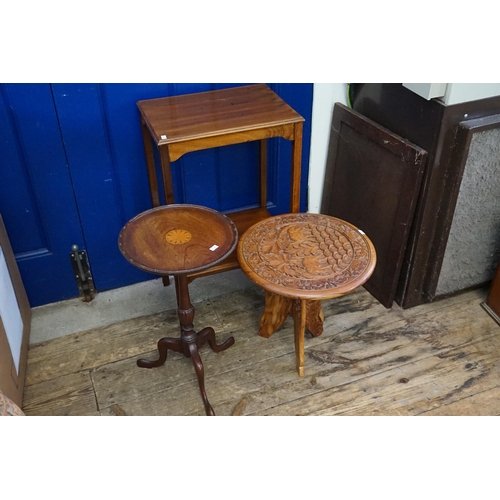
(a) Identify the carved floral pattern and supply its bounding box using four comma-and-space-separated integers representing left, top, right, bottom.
241, 213, 373, 291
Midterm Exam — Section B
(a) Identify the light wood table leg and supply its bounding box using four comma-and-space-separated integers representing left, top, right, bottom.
305, 300, 324, 337
159, 146, 174, 288
293, 299, 307, 376
159, 146, 175, 205
259, 139, 267, 209
259, 292, 324, 338
258, 291, 291, 338
290, 121, 303, 213
140, 118, 160, 208
258, 292, 325, 376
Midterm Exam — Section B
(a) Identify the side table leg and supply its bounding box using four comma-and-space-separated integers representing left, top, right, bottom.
137, 337, 183, 368
177, 273, 218, 416
258, 294, 323, 376
159, 146, 175, 204
258, 291, 292, 338
197, 327, 235, 353
259, 139, 267, 209
290, 121, 303, 213
292, 299, 307, 377
187, 342, 215, 416
305, 300, 325, 337
140, 117, 160, 208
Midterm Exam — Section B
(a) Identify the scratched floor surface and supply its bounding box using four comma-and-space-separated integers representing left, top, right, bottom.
21, 282, 500, 416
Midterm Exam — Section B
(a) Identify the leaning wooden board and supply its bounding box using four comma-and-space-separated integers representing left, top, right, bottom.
0, 214, 31, 407
321, 103, 427, 308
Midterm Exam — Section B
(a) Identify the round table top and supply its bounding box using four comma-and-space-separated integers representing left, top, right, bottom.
237, 213, 376, 299
119, 204, 238, 275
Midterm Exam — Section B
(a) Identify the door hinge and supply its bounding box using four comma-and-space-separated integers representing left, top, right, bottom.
70, 244, 96, 302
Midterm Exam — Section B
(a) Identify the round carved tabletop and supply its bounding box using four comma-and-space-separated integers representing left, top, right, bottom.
119, 204, 238, 275
237, 213, 376, 299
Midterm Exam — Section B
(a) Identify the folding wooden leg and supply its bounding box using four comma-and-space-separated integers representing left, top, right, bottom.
293, 299, 307, 377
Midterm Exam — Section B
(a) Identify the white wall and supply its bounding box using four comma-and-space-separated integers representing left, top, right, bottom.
404, 82, 500, 105
443, 83, 500, 105
306, 83, 500, 214
307, 83, 347, 214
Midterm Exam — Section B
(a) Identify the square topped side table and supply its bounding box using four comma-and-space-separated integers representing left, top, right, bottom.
137, 84, 304, 282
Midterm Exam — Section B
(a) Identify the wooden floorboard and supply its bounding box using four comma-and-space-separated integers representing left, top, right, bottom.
21, 283, 500, 416
22, 371, 99, 416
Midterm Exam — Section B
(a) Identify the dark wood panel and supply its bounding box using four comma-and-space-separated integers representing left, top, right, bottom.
321, 103, 427, 308
431, 114, 500, 298
352, 84, 500, 308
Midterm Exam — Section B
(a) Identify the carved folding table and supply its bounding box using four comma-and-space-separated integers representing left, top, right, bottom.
238, 213, 376, 376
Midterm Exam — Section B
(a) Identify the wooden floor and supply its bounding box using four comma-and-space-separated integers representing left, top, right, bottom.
21, 281, 500, 416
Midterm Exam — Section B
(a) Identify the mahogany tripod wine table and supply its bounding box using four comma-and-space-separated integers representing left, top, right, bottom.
237, 213, 376, 377
118, 204, 238, 416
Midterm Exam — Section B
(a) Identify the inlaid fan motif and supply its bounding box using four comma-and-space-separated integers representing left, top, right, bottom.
165, 229, 192, 245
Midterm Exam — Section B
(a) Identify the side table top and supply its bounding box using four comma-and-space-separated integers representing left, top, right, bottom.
119, 204, 238, 275
137, 84, 304, 146
237, 213, 376, 299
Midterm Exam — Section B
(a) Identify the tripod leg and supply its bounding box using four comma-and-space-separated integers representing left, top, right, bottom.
187, 342, 215, 416
137, 337, 183, 368
197, 327, 235, 353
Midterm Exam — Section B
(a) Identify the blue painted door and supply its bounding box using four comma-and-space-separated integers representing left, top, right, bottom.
0, 84, 88, 306
1, 83, 313, 307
